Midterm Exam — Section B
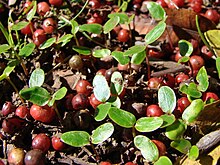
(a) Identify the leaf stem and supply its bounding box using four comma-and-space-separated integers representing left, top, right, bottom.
72, 0, 89, 20
82, 32, 107, 48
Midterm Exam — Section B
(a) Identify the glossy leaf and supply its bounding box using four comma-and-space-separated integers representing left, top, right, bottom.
57, 34, 73, 46
0, 44, 11, 54
158, 86, 176, 114
70, 19, 79, 35
29, 68, 45, 87
93, 49, 111, 58
11, 21, 29, 31
27, 1, 37, 21
108, 96, 121, 108
95, 103, 111, 121
91, 123, 114, 144
103, 16, 120, 34
73, 46, 91, 55
179, 82, 202, 98
19, 86, 50, 106
147, 1, 165, 20
19, 43, 35, 57
53, 87, 67, 100
196, 66, 209, 92
108, 13, 129, 24
79, 24, 102, 34
135, 117, 163, 132
178, 56, 190, 63
204, 30, 220, 57
171, 139, 191, 154
182, 99, 204, 124
61, 131, 90, 147
0, 22, 10, 44
134, 135, 159, 162
178, 40, 193, 57
108, 107, 136, 128
110, 71, 124, 95
93, 75, 110, 102
0, 60, 17, 81
145, 21, 166, 45
124, 45, 146, 56
188, 145, 199, 160
112, 51, 130, 65
39, 38, 56, 49
154, 156, 173, 165
121, 1, 128, 12
131, 51, 146, 65
165, 119, 187, 140
216, 57, 220, 79
160, 114, 176, 128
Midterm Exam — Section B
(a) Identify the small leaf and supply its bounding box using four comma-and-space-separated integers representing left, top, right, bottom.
52, 87, 67, 100
154, 156, 173, 165
121, 1, 128, 12
19, 86, 50, 106
56, 34, 73, 46
128, 14, 135, 24
182, 99, 204, 124
147, 1, 166, 20
108, 107, 136, 128
0, 22, 10, 44
134, 135, 159, 162
145, 21, 166, 45
19, 43, 35, 57
73, 46, 91, 55
11, 21, 29, 31
0, 44, 11, 54
135, 117, 163, 132
124, 45, 146, 56
196, 66, 209, 92
61, 131, 90, 147
91, 123, 114, 144
178, 40, 193, 57
160, 114, 176, 128
3, 60, 17, 77
112, 51, 130, 65
204, 30, 220, 56
108, 96, 121, 108
179, 82, 202, 98
165, 119, 187, 140
29, 68, 45, 87
108, 13, 129, 24
188, 145, 199, 160
70, 19, 79, 35
93, 75, 110, 102
93, 49, 111, 58
110, 71, 124, 95
171, 139, 191, 154
178, 56, 190, 63
79, 24, 102, 34
158, 86, 176, 114
216, 57, 220, 79
95, 103, 111, 121
27, 1, 37, 21
103, 16, 120, 34
131, 51, 146, 65
39, 38, 56, 49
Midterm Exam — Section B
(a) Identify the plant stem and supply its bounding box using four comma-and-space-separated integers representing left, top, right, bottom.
72, 0, 89, 20
90, 143, 100, 161
53, 102, 63, 124
145, 49, 151, 80
82, 32, 107, 48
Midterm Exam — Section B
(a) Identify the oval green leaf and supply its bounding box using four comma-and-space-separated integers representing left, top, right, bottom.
188, 145, 199, 160
135, 117, 163, 132
27, 1, 37, 21
61, 131, 90, 147
124, 45, 146, 56
29, 68, 45, 87
134, 135, 159, 162
147, 2, 166, 21
171, 139, 191, 154
3, 60, 17, 77
0, 44, 11, 54
121, 1, 128, 12
19, 43, 35, 57
158, 86, 176, 114
39, 38, 56, 49
93, 49, 111, 58
131, 51, 146, 65
91, 123, 114, 144
160, 114, 176, 128
53, 87, 67, 100
79, 23, 102, 34
196, 66, 209, 92
73, 46, 91, 55
95, 103, 111, 121
154, 156, 173, 165
178, 56, 190, 63
179, 82, 202, 98
70, 19, 79, 35
11, 21, 29, 31
108, 107, 136, 128
110, 71, 123, 95
112, 51, 130, 65
57, 34, 73, 47
108, 13, 129, 24
178, 40, 193, 57
108, 96, 121, 108
103, 16, 120, 34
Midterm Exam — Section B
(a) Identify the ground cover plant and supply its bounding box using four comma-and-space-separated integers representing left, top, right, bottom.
0, 0, 220, 164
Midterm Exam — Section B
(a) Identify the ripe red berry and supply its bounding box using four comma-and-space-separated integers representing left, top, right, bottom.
204, 9, 219, 24
7, 148, 25, 165
42, 18, 56, 34
2, 118, 24, 134
89, 0, 101, 9
117, 29, 130, 42
201, 45, 213, 59
202, 92, 219, 103
65, 94, 74, 111
89, 93, 102, 109
189, 1, 202, 13
189, 55, 204, 70
156, 0, 168, 8
162, 74, 175, 88
32, 29, 47, 47
21, 22, 34, 35
75, 80, 92, 96
177, 97, 190, 113
117, 63, 129, 71
32, 133, 51, 153
23, 1, 32, 13
146, 104, 164, 117
175, 73, 189, 85
51, 136, 66, 151
152, 140, 166, 156
87, 13, 103, 24
49, 0, 63, 6
96, 69, 106, 76
15, 105, 29, 119
148, 49, 165, 59
71, 93, 89, 110
99, 162, 112, 165
24, 149, 45, 165
1, 101, 16, 116
148, 77, 163, 89
37, 2, 50, 16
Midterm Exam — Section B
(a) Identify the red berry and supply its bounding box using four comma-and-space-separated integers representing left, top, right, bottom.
89, 0, 101, 9
99, 162, 112, 165
15, 105, 29, 119
24, 149, 45, 165
51, 136, 66, 151
204, 9, 219, 24
156, 0, 168, 8
75, 80, 92, 96
1, 101, 15, 116
201, 45, 213, 59
7, 148, 25, 165
32, 29, 47, 47
189, 1, 202, 13
125, 162, 138, 165
30, 104, 55, 123
175, 73, 189, 85
152, 140, 166, 156
117, 63, 129, 71
96, 69, 106, 76
65, 94, 74, 111
49, 0, 63, 6
177, 97, 190, 113
71, 93, 89, 110
202, 92, 219, 103
87, 13, 103, 24
117, 29, 130, 42
2, 118, 24, 134
148, 77, 163, 89
37, 2, 50, 16
189, 55, 204, 70
162, 74, 175, 88
24, 1, 32, 13
42, 18, 56, 34
21, 22, 34, 35
148, 49, 165, 59
89, 93, 102, 109
146, 104, 164, 117
32, 133, 51, 153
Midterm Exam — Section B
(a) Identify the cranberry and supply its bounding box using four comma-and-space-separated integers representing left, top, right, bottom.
117, 29, 130, 42
189, 55, 204, 70
88, 0, 101, 9
49, 0, 63, 6
152, 140, 166, 156
69, 55, 83, 70
65, 94, 74, 111
15, 105, 29, 119
1, 101, 16, 116
156, 0, 168, 8
117, 63, 129, 71
177, 97, 190, 113
202, 92, 219, 103
30, 104, 55, 123
146, 104, 164, 117
87, 13, 103, 24
201, 45, 213, 59
75, 80, 92, 96
89, 93, 102, 109
189, 1, 202, 13
32, 133, 51, 153
42, 18, 56, 34
24, 149, 45, 165
162, 74, 175, 88
148, 77, 163, 89
132, 0, 143, 3
204, 9, 219, 24
96, 69, 106, 76
2, 118, 24, 134
125, 162, 138, 165
148, 49, 165, 59
7, 148, 25, 165
51, 136, 66, 151
37, 2, 50, 16
100, 162, 112, 165
21, 22, 34, 35
175, 73, 189, 85
71, 93, 89, 110
23, 1, 32, 13
32, 29, 47, 47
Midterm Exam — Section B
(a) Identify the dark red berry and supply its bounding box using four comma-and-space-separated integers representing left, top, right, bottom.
152, 140, 166, 156
89, 93, 102, 109
32, 133, 51, 153
204, 9, 219, 24
117, 29, 130, 42
51, 136, 66, 151
32, 29, 47, 47
42, 18, 56, 34
189, 55, 204, 70
49, 0, 63, 6
2, 118, 24, 134
175, 73, 189, 85
99, 162, 112, 165
15, 105, 29, 119
201, 45, 213, 59
24, 149, 45, 165
21, 22, 34, 35
148, 77, 163, 89
1, 101, 16, 116
37, 2, 50, 16
71, 93, 89, 110
146, 104, 164, 117
202, 92, 219, 103
88, 0, 101, 9
7, 148, 25, 165
75, 80, 92, 96
87, 13, 103, 24
177, 97, 190, 113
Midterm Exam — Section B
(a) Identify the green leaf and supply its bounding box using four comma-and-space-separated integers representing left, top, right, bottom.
39, 38, 56, 49
70, 19, 79, 35
19, 86, 50, 106
108, 107, 136, 128
182, 99, 204, 124
19, 43, 35, 57
160, 114, 176, 128
146, 2, 166, 21
57, 34, 73, 46
0, 60, 17, 81
52, 87, 67, 100
11, 21, 29, 31
178, 56, 190, 63
108, 13, 129, 24
93, 49, 111, 58
124, 45, 146, 56
204, 30, 220, 57
29, 68, 45, 87
73, 46, 91, 55
128, 14, 135, 24
171, 139, 191, 154
61, 131, 90, 147
165, 119, 187, 140
179, 82, 202, 98
110, 71, 124, 95
108, 96, 121, 108
93, 75, 110, 102
196, 66, 209, 92
178, 40, 193, 57
154, 156, 173, 165
216, 57, 220, 79
158, 86, 176, 114
135, 117, 163, 132
103, 16, 120, 34
134, 135, 159, 162
79, 24, 102, 34
95, 103, 111, 121
145, 21, 166, 45
121, 1, 128, 12
112, 51, 130, 65
91, 123, 114, 144
188, 145, 199, 160
27, 1, 37, 21
0, 22, 10, 44
0, 44, 11, 54
131, 51, 146, 65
